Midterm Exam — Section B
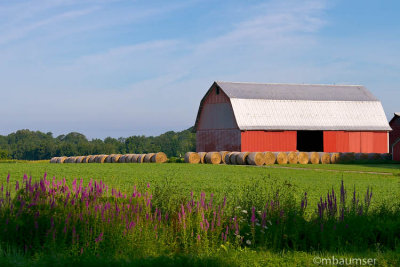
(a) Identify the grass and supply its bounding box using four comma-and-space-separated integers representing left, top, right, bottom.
0, 162, 399, 266
283, 163, 400, 175
0, 162, 399, 209
0, 249, 399, 267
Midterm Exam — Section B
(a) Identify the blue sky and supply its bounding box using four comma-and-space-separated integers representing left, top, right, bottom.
1, 0, 399, 139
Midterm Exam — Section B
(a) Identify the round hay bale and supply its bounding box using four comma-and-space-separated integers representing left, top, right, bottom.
368, 153, 382, 161
111, 154, 122, 163
118, 155, 128, 163
94, 155, 101, 163
131, 154, 140, 163
89, 155, 96, 163
95, 155, 103, 163
50, 157, 58, 163
81, 156, 89, 163
274, 152, 288, 165
309, 152, 320, 164
330, 153, 340, 164
198, 152, 207, 164
219, 151, 230, 163
263, 152, 276, 165
355, 153, 369, 161
97, 155, 108, 163
246, 152, 265, 166
105, 154, 115, 163
57, 157, 67, 164
88, 155, 95, 163
137, 154, 146, 163
287, 151, 298, 164
320, 153, 331, 164
70, 156, 78, 163
84, 156, 93, 163
184, 152, 200, 164
65, 157, 73, 163
229, 152, 241, 165
205, 152, 222, 164
338, 152, 355, 163
224, 152, 233, 164
144, 153, 155, 163
125, 154, 134, 163
151, 152, 168, 163
236, 152, 249, 165
298, 152, 309, 164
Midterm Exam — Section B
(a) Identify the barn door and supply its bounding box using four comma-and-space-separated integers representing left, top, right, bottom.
297, 131, 323, 152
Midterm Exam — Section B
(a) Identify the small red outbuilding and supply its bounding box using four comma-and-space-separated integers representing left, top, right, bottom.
195, 82, 391, 153
389, 113, 400, 161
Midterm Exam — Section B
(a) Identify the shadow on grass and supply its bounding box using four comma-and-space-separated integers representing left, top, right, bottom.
0, 253, 229, 267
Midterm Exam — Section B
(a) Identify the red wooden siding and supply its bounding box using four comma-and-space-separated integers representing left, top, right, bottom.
323, 131, 388, 153
393, 141, 400, 161
196, 85, 241, 152
196, 129, 241, 152
389, 117, 400, 155
241, 131, 297, 152
203, 85, 230, 105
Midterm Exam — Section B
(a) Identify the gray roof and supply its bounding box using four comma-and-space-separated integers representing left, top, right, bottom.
215, 81, 378, 101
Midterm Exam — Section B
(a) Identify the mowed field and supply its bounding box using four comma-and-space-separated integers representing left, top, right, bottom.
1, 162, 399, 209
1, 162, 400, 266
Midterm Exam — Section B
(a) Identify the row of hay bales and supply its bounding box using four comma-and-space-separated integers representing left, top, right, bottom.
50, 153, 168, 164
185, 151, 392, 165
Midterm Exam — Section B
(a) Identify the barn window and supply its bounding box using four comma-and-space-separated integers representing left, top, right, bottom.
216, 87, 220, 95
297, 131, 323, 152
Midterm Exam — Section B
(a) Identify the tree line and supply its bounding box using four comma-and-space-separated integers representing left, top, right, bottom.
0, 128, 196, 160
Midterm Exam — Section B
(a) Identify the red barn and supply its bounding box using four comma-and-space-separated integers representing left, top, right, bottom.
195, 82, 391, 153
389, 113, 400, 161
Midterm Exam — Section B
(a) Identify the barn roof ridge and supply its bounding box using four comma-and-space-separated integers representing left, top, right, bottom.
215, 81, 363, 87
214, 81, 378, 102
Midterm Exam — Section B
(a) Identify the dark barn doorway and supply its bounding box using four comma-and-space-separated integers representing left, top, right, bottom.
297, 131, 323, 152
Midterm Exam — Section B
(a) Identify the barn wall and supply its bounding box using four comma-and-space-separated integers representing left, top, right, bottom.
241, 131, 297, 152
393, 142, 400, 161
323, 131, 388, 153
389, 117, 400, 154
196, 85, 240, 152
196, 129, 241, 152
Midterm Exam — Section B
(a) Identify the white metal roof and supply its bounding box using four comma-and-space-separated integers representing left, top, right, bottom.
395, 112, 400, 117
230, 99, 391, 131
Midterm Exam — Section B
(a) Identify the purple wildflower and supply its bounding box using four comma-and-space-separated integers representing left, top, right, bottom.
95, 232, 104, 243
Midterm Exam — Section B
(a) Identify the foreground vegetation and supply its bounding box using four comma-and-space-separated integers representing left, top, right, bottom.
0, 163, 399, 266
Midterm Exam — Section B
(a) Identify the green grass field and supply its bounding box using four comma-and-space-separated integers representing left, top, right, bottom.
1, 162, 399, 209
0, 162, 399, 266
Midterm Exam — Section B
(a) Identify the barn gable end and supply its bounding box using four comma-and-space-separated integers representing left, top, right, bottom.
195, 83, 241, 152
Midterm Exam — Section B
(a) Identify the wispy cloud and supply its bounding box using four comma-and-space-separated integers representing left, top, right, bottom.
0, 7, 99, 45
2, 0, 398, 138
